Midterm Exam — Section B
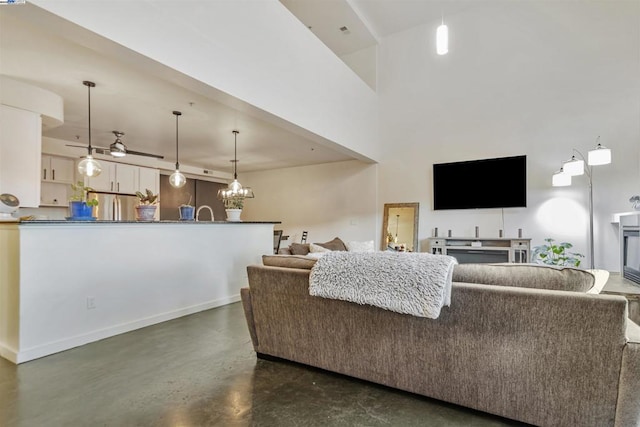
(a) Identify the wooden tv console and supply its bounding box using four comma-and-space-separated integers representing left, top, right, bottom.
427, 237, 531, 264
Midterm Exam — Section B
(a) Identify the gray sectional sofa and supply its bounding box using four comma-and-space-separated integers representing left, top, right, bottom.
241, 258, 640, 427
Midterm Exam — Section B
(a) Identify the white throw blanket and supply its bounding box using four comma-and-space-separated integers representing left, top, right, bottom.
309, 251, 458, 319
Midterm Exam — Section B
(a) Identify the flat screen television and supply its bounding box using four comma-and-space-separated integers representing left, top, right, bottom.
433, 155, 527, 210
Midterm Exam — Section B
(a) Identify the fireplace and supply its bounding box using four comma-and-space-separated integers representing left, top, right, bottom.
623, 226, 640, 284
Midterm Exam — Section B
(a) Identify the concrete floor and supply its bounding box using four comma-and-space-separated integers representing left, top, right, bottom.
0, 301, 528, 427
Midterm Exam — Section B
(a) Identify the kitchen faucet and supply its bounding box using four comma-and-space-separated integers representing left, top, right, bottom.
196, 205, 214, 222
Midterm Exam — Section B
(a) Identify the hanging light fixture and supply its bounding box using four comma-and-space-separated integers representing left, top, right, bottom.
77, 81, 102, 177
587, 136, 612, 166
217, 130, 254, 199
109, 131, 127, 158
169, 111, 186, 188
436, 17, 448, 55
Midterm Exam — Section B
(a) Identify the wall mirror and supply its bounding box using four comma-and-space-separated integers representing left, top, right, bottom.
381, 202, 419, 251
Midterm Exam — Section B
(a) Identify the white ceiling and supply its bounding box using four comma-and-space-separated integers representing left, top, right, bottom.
0, 1, 464, 174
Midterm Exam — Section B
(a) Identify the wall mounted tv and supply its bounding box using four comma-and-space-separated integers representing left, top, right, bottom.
433, 155, 527, 210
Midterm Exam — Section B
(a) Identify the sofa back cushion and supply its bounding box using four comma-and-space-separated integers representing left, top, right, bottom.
452, 263, 595, 292
262, 254, 317, 270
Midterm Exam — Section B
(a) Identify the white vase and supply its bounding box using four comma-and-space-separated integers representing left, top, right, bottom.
225, 208, 242, 222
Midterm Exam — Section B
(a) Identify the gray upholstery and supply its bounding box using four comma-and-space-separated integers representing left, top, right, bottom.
242, 264, 640, 427
453, 263, 595, 292
262, 254, 317, 270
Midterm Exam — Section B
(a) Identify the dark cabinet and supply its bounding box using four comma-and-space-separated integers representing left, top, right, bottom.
160, 175, 226, 220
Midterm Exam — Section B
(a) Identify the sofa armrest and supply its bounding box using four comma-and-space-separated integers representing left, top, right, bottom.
615, 320, 640, 427
241, 288, 259, 350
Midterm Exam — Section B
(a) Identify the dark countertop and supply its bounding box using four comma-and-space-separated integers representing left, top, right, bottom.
18, 220, 281, 225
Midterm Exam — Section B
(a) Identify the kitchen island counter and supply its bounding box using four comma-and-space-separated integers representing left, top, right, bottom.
0, 221, 276, 363
20, 220, 281, 224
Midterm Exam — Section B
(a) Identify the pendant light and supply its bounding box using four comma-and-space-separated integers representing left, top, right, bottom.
109, 131, 127, 158
217, 130, 254, 199
436, 17, 448, 55
77, 81, 102, 177
169, 111, 186, 188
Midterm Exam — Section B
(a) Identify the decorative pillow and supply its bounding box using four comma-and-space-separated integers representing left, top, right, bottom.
309, 243, 331, 253
316, 237, 347, 251
452, 263, 595, 293
262, 255, 317, 269
345, 240, 375, 252
289, 243, 310, 256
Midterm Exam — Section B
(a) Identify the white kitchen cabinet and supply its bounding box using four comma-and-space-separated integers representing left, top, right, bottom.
138, 166, 159, 195
42, 155, 75, 184
84, 160, 139, 194
0, 105, 41, 207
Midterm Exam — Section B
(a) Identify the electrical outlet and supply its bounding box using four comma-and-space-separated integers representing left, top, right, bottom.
86, 296, 96, 310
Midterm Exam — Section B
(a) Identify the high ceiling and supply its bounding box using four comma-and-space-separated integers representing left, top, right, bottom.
0, 1, 466, 174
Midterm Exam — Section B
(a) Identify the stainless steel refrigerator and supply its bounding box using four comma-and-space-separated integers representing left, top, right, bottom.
88, 192, 139, 221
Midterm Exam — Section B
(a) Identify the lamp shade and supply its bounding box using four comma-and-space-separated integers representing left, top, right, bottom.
588, 144, 611, 165
563, 156, 584, 176
78, 155, 102, 178
552, 168, 571, 187
436, 24, 448, 55
169, 169, 186, 188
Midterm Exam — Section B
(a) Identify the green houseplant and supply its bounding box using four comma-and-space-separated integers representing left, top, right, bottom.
223, 195, 244, 221
68, 181, 98, 219
135, 189, 158, 221
532, 238, 584, 267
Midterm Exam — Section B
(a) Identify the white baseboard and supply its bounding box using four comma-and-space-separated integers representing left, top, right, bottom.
9, 295, 241, 364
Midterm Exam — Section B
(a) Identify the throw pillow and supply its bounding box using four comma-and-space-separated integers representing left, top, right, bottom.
309, 243, 331, 253
345, 240, 375, 252
289, 243, 310, 256
452, 263, 595, 293
316, 237, 348, 251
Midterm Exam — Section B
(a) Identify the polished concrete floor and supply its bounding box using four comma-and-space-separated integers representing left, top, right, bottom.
0, 301, 530, 427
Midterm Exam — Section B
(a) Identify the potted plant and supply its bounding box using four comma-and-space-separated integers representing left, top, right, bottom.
179, 195, 195, 221
68, 181, 98, 220
223, 195, 244, 222
135, 189, 158, 221
532, 238, 584, 267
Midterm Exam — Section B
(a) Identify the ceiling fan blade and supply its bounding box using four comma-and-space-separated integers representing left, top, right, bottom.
124, 149, 164, 159
66, 144, 163, 159
65, 144, 109, 150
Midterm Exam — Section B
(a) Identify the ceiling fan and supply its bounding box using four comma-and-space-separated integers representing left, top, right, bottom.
66, 131, 164, 159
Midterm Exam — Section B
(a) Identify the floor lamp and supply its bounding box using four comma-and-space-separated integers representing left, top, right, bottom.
552, 137, 612, 270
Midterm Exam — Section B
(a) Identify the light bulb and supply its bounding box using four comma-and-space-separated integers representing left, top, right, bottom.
437, 24, 448, 55
78, 155, 102, 177
228, 179, 242, 193
169, 169, 186, 188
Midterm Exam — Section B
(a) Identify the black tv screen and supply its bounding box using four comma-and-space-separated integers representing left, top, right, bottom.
433, 155, 527, 210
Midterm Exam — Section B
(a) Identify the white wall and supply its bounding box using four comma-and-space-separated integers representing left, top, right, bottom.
31, 0, 380, 163
242, 160, 378, 246
340, 45, 377, 91
376, 1, 640, 271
